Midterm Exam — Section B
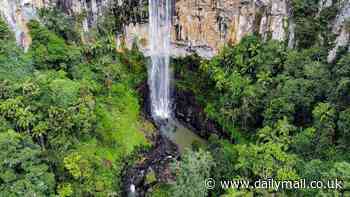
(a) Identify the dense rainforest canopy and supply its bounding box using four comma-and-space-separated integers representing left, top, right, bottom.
0, 1, 350, 196
0, 14, 152, 196
174, 36, 350, 196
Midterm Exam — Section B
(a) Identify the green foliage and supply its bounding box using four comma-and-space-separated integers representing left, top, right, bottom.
337, 108, 350, 148
176, 34, 350, 196
257, 117, 297, 149
291, 0, 320, 47
95, 84, 148, 154
291, 0, 320, 18
295, 160, 350, 196
1, 4, 350, 196
294, 17, 320, 48
149, 184, 171, 197
170, 149, 214, 197
47, 78, 80, 107
61, 148, 121, 196
327, 162, 350, 191
0, 130, 55, 196
291, 0, 338, 49
0, 14, 149, 196
57, 183, 73, 197
207, 136, 239, 196
104, 0, 148, 34
145, 169, 157, 184
64, 152, 92, 180
263, 97, 295, 125
234, 142, 299, 180
221, 188, 253, 197
198, 37, 272, 135
0, 18, 13, 41
177, 37, 288, 135
0, 20, 33, 82
290, 127, 317, 158
312, 103, 337, 156
39, 8, 81, 43
28, 20, 81, 70
333, 53, 350, 78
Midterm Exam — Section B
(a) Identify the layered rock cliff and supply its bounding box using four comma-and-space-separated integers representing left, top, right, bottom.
327, 0, 350, 62
173, 0, 290, 55
0, 0, 110, 50
0, 0, 37, 50
123, 0, 350, 60
124, 0, 292, 57
1, 0, 350, 60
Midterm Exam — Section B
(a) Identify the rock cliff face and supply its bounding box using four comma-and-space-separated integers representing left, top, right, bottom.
328, 0, 350, 62
0, 0, 110, 50
0, 0, 37, 50
173, 0, 290, 56
124, 0, 292, 57
1, 0, 350, 60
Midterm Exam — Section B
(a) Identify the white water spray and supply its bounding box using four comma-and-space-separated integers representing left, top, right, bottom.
128, 184, 136, 197
148, 0, 172, 120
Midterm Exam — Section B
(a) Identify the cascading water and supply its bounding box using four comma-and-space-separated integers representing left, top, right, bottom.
148, 0, 172, 120
128, 2, 205, 195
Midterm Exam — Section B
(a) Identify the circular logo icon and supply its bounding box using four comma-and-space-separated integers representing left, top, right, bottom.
205, 178, 216, 190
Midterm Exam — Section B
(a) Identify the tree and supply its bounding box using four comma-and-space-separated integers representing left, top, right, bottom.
0, 130, 55, 196
290, 127, 317, 158
38, 8, 81, 43
221, 188, 253, 197
325, 162, 350, 195
27, 20, 81, 70
333, 54, 350, 78
284, 50, 310, 78
337, 108, 350, 149
291, 0, 321, 48
263, 98, 295, 126
331, 78, 350, 107
0, 19, 13, 40
234, 142, 299, 180
0, 20, 33, 82
312, 103, 337, 157
257, 117, 297, 150
277, 78, 316, 125
296, 159, 331, 196
171, 149, 215, 197
0, 9, 153, 197
208, 136, 239, 196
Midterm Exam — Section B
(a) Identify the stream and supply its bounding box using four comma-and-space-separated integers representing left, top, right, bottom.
123, 117, 206, 197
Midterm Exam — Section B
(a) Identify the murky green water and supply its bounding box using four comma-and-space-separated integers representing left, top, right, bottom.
161, 120, 206, 154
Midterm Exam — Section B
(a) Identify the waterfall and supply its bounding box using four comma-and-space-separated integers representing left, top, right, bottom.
148, 0, 172, 120
128, 184, 136, 197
